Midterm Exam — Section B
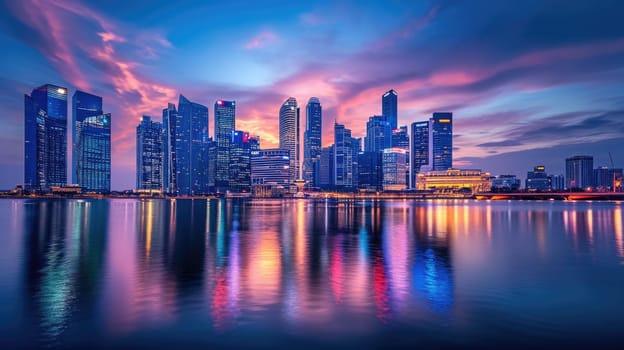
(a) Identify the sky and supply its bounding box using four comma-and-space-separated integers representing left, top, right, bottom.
0, 0, 623, 190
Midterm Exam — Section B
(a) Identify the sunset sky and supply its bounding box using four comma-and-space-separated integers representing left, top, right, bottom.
1, 0, 623, 190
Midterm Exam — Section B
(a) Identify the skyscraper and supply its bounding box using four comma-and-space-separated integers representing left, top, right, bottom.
566, 155, 593, 190
75, 113, 111, 192
214, 100, 235, 191
175, 95, 209, 195
319, 145, 335, 189
250, 148, 290, 186
24, 84, 68, 190
334, 122, 354, 188
72, 90, 102, 184
383, 148, 408, 191
430, 112, 453, 171
410, 121, 429, 188
303, 97, 322, 188
229, 130, 252, 192
162, 103, 177, 193
392, 126, 409, 186
382, 89, 398, 129
364, 115, 391, 153
136, 116, 163, 190
526, 166, 551, 191
279, 97, 300, 183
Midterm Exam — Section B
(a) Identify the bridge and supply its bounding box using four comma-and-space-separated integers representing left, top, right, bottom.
475, 192, 624, 201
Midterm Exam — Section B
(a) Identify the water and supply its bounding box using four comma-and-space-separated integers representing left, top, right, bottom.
0, 198, 623, 349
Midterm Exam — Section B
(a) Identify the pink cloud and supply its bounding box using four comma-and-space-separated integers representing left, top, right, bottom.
244, 31, 278, 50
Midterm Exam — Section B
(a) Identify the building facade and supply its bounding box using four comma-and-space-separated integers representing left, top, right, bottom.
279, 97, 300, 183
526, 165, 551, 191
565, 155, 593, 190
382, 89, 398, 129
251, 148, 290, 186
176, 95, 209, 195
229, 130, 252, 192
364, 115, 391, 153
303, 97, 322, 188
382, 148, 408, 191
162, 103, 177, 193
75, 114, 111, 192
416, 169, 491, 194
214, 100, 236, 191
319, 145, 335, 189
410, 121, 429, 188
136, 116, 163, 190
24, 84, 68, 190
358, 151, 382, 191
72, 90, 102, 184
430, 112, 453, 171
334, 123, 355, 188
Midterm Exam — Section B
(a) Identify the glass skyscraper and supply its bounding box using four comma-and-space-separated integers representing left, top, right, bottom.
72, 90, 102, 184
334, 122, 354, 188
75, 113, 111, 192
136, 116, 163, 190
214, 100, 235, 191
24, 84, 68, 190
565, 155, 593, 189
430, 112, 453, 171
229, 130, 252, 192
303, 97, 322, 188
410, 121, 429, 188
365, 115, 392, 153
382, 89, 398, 130
162, 103, 177, 194
279, 97, 300, 184
176, 95, 209, 195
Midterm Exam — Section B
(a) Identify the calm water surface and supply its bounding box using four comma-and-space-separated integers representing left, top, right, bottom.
0, 198, 623, 349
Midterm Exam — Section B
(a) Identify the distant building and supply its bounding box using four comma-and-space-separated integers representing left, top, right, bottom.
550, 174, 565, 191
229, 130, 252, 192
410, 121, 429, 188
358, 151, 383, 191
72, 90, 103, 184
215, 100, 236, 191
566, 156, 593, 190
334, 123, 355, 188
593, 166, 623, 192
136, 116, 163, 191
251, 148, 290, 187
430, 112, 453, 171
392, 126, 409, 185
364, 115, 391, 153
491, 175, 520, 193
162, 103, 177, 193
176, 95, 209, 195
303, 97, 322, 188
416, 169, 491, 194
24, 84, 68, 190
526, 166, 551, 191
382, 148, 408, 191
279, 97, 300, 183
382, 89, 398, 129
75, 114, 111, 192
319, 145, 335, 189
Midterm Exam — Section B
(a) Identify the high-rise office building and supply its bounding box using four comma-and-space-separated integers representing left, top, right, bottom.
72, 90, 102, 184
565, 155, 593, 190
175, 95, 209, 195
279, 97, 300, 183
526, 166, 551, 191
365, 115, 392, 153
229, 130, 252, 192
75, 113, 111, 192
430, 112, 453, 171
319, 145, 335, 189
410, 121, 429, 188
24, 84, 68, 190
382, 148, 408, 191
358, 151, 382, 191
207, 138, 217, 190
392, 126, 409, 186
382, 89, 398, 129
162, 103, 177, 193
550, 174, 565, 191
303, 97, 322, 188
214, 100, 235, 191
334, 123, 354, 188
72, 90, 111, 192
593, 166, 622, 191
136, 116, 163, 190
250, 148, 290, 186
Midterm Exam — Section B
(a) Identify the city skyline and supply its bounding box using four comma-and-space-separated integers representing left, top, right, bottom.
1, 0, 624, 190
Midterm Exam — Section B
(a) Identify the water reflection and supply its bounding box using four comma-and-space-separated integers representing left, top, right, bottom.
1, 199, 623, 348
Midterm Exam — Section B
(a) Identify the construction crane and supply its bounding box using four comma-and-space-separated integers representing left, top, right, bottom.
609, 152, 616, 193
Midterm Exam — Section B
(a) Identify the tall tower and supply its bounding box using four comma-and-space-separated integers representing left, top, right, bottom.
162, 103, 177, 194
72, 90, 102, 184
365, 115, 391, 153
334, 122, 354, 187
566, 155, 594, 189
410, 121, 429, 188
382, 89, 398, 129
24, 84, 68, 190
430, 112, 453, 171
136, 116, 163, 190
177, 95, 209, 195
279, 97, 300, 183
303, 97, 322, 187
214, 100, 236, 191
